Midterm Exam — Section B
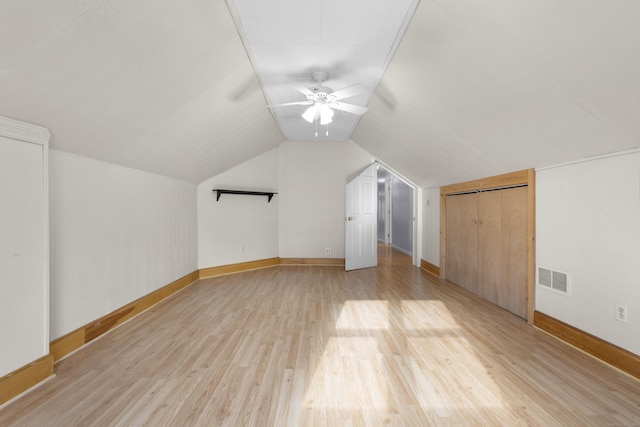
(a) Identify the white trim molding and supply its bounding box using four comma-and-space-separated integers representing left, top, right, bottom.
535, 147, 640, 171
0, 116, 51, 146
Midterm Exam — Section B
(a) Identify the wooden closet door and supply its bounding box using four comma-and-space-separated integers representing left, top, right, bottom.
445, 193, 478, 294
478, 190, 502, 306
499, 186, 528, 318
477, 187, 527, 318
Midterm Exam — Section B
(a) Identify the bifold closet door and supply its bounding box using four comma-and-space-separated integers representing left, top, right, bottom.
444, 192, 478, 294
477, 187, 527, 318
477, 190, 502, 305
445, 186, 528, 319
497, 186, 528, 318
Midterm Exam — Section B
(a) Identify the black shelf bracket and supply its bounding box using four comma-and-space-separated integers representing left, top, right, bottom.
212, 189, 277, 203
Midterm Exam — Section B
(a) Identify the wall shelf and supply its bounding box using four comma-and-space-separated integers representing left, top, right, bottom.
212, 189, 277, 203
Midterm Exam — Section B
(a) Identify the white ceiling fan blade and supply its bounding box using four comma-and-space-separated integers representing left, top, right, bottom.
268, 101, 313, 107
330, 84, 368, 100
331, 102, 368, 115
293, 82, 315, 97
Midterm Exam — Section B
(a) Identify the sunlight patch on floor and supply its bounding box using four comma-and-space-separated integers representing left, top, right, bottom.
304, 300, 391, 410
304, 299, 508, 416
303, 337, 391, 410
401, 301, 508, 415
335, 300, 390, 330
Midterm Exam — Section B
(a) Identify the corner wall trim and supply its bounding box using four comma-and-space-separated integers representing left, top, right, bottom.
420, 259, 440, 277
534, 311, 640, 380
198, 258, 280, 279
0, 354, 53, 406
0, 115, 51, 146
279, 258, 345, 266
50, 270, 200, 363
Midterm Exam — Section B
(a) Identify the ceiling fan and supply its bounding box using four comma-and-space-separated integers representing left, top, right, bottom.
268, 71, 368, 126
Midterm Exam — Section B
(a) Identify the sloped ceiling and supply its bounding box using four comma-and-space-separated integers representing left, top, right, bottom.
1, 1, 639, 187
353, 0, 640, 187
0, 0, 283, 183
229, 0, 418, 142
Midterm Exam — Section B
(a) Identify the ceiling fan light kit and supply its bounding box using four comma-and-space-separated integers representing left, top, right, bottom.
320, 104, 334, 125
301, 105, 317, 123
302, 103, 334, 124
268, 71, 369, 131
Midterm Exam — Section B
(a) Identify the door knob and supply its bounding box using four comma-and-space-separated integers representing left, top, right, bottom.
347, 216, 354, 221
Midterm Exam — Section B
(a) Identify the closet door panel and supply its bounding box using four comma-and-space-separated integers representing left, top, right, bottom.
445, 193, 478, 293
500, 186, 528, 318
461, 193, 479, 294
445, 195, 464, 287
478, 191, 502, 305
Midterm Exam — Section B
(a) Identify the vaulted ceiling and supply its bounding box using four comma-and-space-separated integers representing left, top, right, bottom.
229, 0, 419, 142
1, 1, 638, 187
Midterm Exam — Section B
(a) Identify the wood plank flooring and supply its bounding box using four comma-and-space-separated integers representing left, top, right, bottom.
1, 248, 639, 426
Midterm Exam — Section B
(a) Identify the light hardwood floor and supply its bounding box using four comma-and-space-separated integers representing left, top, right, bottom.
1, 247, 639, 426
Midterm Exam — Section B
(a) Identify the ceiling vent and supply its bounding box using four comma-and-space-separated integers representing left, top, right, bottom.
537, 266, 571, 296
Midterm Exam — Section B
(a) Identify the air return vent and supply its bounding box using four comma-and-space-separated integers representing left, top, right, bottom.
537, 266, 571, 295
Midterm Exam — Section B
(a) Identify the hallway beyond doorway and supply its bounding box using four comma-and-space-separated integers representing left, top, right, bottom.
378, 242, 413, 266
377, 166, 414, 258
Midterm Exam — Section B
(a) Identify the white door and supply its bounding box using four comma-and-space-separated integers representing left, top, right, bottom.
345, 163, 378, 271
0, 135, 48, 376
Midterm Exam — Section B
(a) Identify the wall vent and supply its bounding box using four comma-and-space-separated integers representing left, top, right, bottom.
537, 266, 570, 295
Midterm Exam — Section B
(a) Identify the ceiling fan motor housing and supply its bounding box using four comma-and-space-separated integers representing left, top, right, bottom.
311, 86, 333, 95
309, 86, 334, 102
308, 71, 335, 102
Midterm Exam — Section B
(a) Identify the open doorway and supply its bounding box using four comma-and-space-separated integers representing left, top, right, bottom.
377, 166, 414, 258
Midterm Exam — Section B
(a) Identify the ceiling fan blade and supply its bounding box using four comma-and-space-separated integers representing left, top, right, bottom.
330, 84, 368, 100
268, 101, 313, 107
293, 82, 315, 97
331, 102, 368, 115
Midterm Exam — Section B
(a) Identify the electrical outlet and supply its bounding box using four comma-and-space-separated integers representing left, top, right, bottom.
325, 248, 332, 255
616, 304, 628, 323
241, 245, 245, 252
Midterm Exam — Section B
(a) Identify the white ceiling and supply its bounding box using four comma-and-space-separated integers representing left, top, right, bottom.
353, 0, 640, 187
229, 0, 418, 142
0, 0, 283, 183
1, 1, 639, 187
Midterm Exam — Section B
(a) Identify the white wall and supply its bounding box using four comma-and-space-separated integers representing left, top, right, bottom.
198, 148, 279, 268
49, 150, 197, 340
278, 141, 373, 258
421, 187, 440, 266
536, 150, 640, 355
